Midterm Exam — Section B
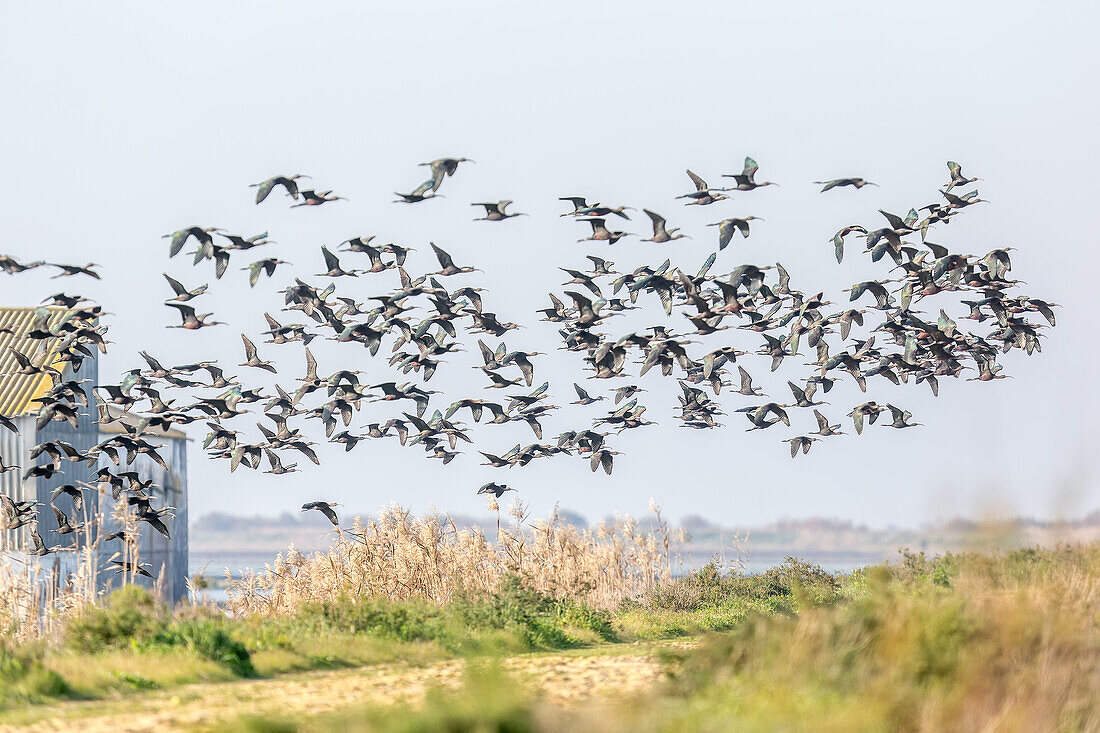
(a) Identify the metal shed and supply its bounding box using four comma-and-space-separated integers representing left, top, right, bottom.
0, 307, 189, 604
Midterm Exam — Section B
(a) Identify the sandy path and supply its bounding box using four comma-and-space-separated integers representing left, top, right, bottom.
2, 649, 669, 732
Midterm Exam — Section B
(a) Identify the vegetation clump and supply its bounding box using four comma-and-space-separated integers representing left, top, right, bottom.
66, 585, 254, 676
1, 509, 1097, 731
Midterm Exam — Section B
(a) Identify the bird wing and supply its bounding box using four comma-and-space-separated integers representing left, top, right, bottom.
254, 178, 276, 204
738, 365, 754, 391
165, 302, 196, 322
430, 243, 454, 269
788, 381, 807, 403
319, 504, 339, 525
163, 273, 187, 296
642, 209, 667, 236
686, 169, 707, 191
879, 209, 907, 231
321, 246, 341, 272
717, 222, 734, 251
142, 513, 171, 539
742, 156, 759, 179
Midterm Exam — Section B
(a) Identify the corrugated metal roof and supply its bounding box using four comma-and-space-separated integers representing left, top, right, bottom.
0, 307, 74, 417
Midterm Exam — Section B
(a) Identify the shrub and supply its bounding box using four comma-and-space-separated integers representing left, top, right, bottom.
657, 547, 1100, 731
143, 619, 255, 677
474, 574, 618, 647
64, 587, 255, 676
0, 645, 74, 705
65, 585, 163, 653
641, 558, 843, 614
293, 596, 447, 644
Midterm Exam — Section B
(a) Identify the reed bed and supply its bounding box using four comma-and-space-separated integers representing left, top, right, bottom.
0, 494, 149, 643
227, 500, 688, 616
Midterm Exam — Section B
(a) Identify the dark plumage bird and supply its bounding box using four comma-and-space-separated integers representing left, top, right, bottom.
473, 201, 526, 221
945, 161, 980, 191
640, 210, 686, 243
431, 243, 480, 276
51, 506, 84, 534
50, 484, 84, 511
244, 258, 291, 287
578, 219, 632, 244
722, 157, 777, 191
708, 218, 763, 250
815, 178, 877, 192
110, 560, 154, 579
477, 482, 516, 498
571, 383, 604, 405
292, 189, 346, 207
166, 303, 223, 329
302, 500, 340, 526
164, 274, 208, 302
885, 404, 920, 428
420, 157, 473, 192
251, 174, 310, 204
50, 263, 101, 279
164, 226, 223, 258
28, 530, 55, 556
830, 226, 868, 264
783, 436, 818, 457
394, 181, 439, 203
677, 170, 729, 205
239, 334, 277, 373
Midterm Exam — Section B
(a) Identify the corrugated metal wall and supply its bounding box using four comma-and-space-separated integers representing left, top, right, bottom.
0, 415, 35, 551
95, 438, 189, 604
2, 336, 190, 604
33, 354, 100, 546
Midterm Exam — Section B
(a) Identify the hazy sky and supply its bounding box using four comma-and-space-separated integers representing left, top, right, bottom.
2, 2, 1097, 528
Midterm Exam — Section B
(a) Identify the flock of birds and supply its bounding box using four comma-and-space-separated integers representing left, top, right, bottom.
0, 156, 1056, 552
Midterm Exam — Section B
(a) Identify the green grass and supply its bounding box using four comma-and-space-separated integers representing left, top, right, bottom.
0, 574, 636, 713
4, 545, 1098, 731
223, 544, 1100, 732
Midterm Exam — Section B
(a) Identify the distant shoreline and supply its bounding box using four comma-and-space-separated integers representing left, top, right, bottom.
190, 510, 1100, 580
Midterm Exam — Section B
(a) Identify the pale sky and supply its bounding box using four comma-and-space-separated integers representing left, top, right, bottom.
2, 2, 1097, 528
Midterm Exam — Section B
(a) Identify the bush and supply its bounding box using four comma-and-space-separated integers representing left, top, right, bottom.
0, 645, 75, 706
655, 547, 1100, 732
143, 618, 255, 677
65, 585, 163, 653
641, 558, 843, 614
64, 587, 254, 676
293, 596, 448, 644
456, 574, 615, 648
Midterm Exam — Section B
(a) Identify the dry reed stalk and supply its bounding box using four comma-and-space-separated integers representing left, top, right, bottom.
226, 502, 679, 616
0, 484, 148, 643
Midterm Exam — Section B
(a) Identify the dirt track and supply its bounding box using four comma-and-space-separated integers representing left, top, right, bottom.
2, 649, 668, 732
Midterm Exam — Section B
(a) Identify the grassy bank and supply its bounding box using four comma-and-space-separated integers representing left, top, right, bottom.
0, 554, 837, 713
224, 544, 1099, 732
3, 529, 1098, 730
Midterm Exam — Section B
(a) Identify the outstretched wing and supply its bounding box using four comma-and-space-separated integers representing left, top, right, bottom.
430, 243, 454, 269
686, 169, 707, 191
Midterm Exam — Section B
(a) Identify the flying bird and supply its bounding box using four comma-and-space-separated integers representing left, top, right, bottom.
302, 501, 340, 526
